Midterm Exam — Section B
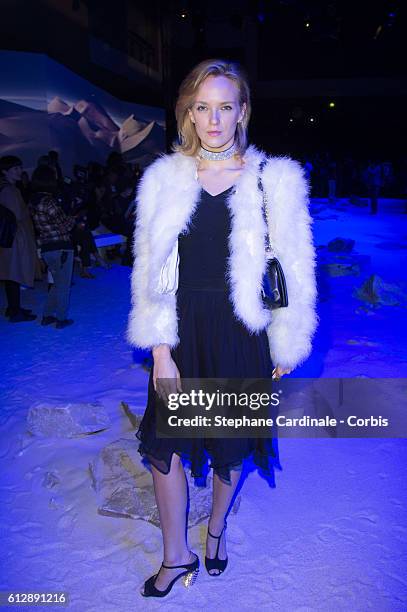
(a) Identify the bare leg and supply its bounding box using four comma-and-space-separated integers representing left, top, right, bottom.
141, 453, 194, 593
206, 469, 242, 575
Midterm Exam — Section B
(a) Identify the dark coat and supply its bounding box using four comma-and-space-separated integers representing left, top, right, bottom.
0, 181, 37, 286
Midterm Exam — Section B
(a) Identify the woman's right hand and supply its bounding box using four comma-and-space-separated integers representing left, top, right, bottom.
152, 344, 182, 404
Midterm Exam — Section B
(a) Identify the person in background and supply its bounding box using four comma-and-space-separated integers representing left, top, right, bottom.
69, 165, 108, 277
36, 154, 51, 169
106, 151, 124, 170
18, 171, 31, 204
30, 165, 76, 329
69, 165, 90, 217
86, 163, 106, 230
365, 160, 383, 215
87, 162, 105, 190
312, 152, 325, 197
98, 166, 122, 261
103, 177, 135, 266
303, 158, 313, 184
0, 156, 37, 323
132, 163, 141, 183
327, 158, 337, 202
381, 161, 395, 197
101, 166, 120, 216
103, 177, 134, 234
86, 177, 106, 231
48, 150, 63, 186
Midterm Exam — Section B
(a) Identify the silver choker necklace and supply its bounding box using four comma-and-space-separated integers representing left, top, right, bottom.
198, 142, 237, 161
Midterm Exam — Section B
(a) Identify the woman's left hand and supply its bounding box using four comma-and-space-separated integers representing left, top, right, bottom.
272, 365, 292, 379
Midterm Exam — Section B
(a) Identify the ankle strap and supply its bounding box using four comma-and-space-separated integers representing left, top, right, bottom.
162, 553, 196, 570
207, 523, 226, 559
208, 527, 224, 540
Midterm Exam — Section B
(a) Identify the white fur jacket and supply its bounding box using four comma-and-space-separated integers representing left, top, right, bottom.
127, 144, 318, 371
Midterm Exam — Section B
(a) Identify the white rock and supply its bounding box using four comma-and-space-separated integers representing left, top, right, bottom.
354, 274, 407, 306
90, 438, 240, 527
27, 402, 110, 438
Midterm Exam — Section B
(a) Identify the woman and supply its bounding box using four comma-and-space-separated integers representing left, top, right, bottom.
0, 156, 37, 323
30, 165, 76, 329
127, 59, 318, 597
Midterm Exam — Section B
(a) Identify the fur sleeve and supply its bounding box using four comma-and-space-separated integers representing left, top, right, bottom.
126, 158, 179, 350
262, 157, 318, 370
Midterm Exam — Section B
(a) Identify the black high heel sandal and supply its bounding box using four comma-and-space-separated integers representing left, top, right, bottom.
141, 552, 199, 598
205, 521, 228, 575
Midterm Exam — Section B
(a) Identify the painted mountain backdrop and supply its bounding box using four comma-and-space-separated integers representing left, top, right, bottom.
0, 97, 165, 174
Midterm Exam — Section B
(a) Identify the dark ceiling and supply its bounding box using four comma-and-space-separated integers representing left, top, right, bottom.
169, 0, 406, 80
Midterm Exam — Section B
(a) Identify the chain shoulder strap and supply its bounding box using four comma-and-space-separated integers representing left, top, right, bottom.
257, 159, 275, 257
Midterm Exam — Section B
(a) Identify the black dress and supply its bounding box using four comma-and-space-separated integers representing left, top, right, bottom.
136, 185, 276, 484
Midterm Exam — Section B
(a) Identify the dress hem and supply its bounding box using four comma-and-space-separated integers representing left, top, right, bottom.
136, 430, 277, 485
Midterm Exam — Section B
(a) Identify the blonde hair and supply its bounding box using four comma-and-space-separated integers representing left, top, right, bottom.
172, 58, 251, 158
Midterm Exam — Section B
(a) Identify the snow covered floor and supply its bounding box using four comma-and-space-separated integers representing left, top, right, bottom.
1, 200, 407, 611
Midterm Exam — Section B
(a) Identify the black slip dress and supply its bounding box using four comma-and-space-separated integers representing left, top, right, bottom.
136, 185, 277, 484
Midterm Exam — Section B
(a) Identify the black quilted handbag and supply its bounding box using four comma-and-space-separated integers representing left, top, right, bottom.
257, 160, 288, 309
0, 203, 17, 248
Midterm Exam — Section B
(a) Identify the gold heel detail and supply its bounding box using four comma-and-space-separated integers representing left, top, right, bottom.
183, 567, 199, 587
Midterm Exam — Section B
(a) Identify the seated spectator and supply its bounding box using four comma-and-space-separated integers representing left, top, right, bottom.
65, 165, 108, 277
102, 177, 134, 236
30, 165, 76, 328
101, 166, 120, 212
72, 216, 109, 278
101, 177, 135, 266
86, 178, 106, 231
0, 155, 37, 323
69, 165, 90, 217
